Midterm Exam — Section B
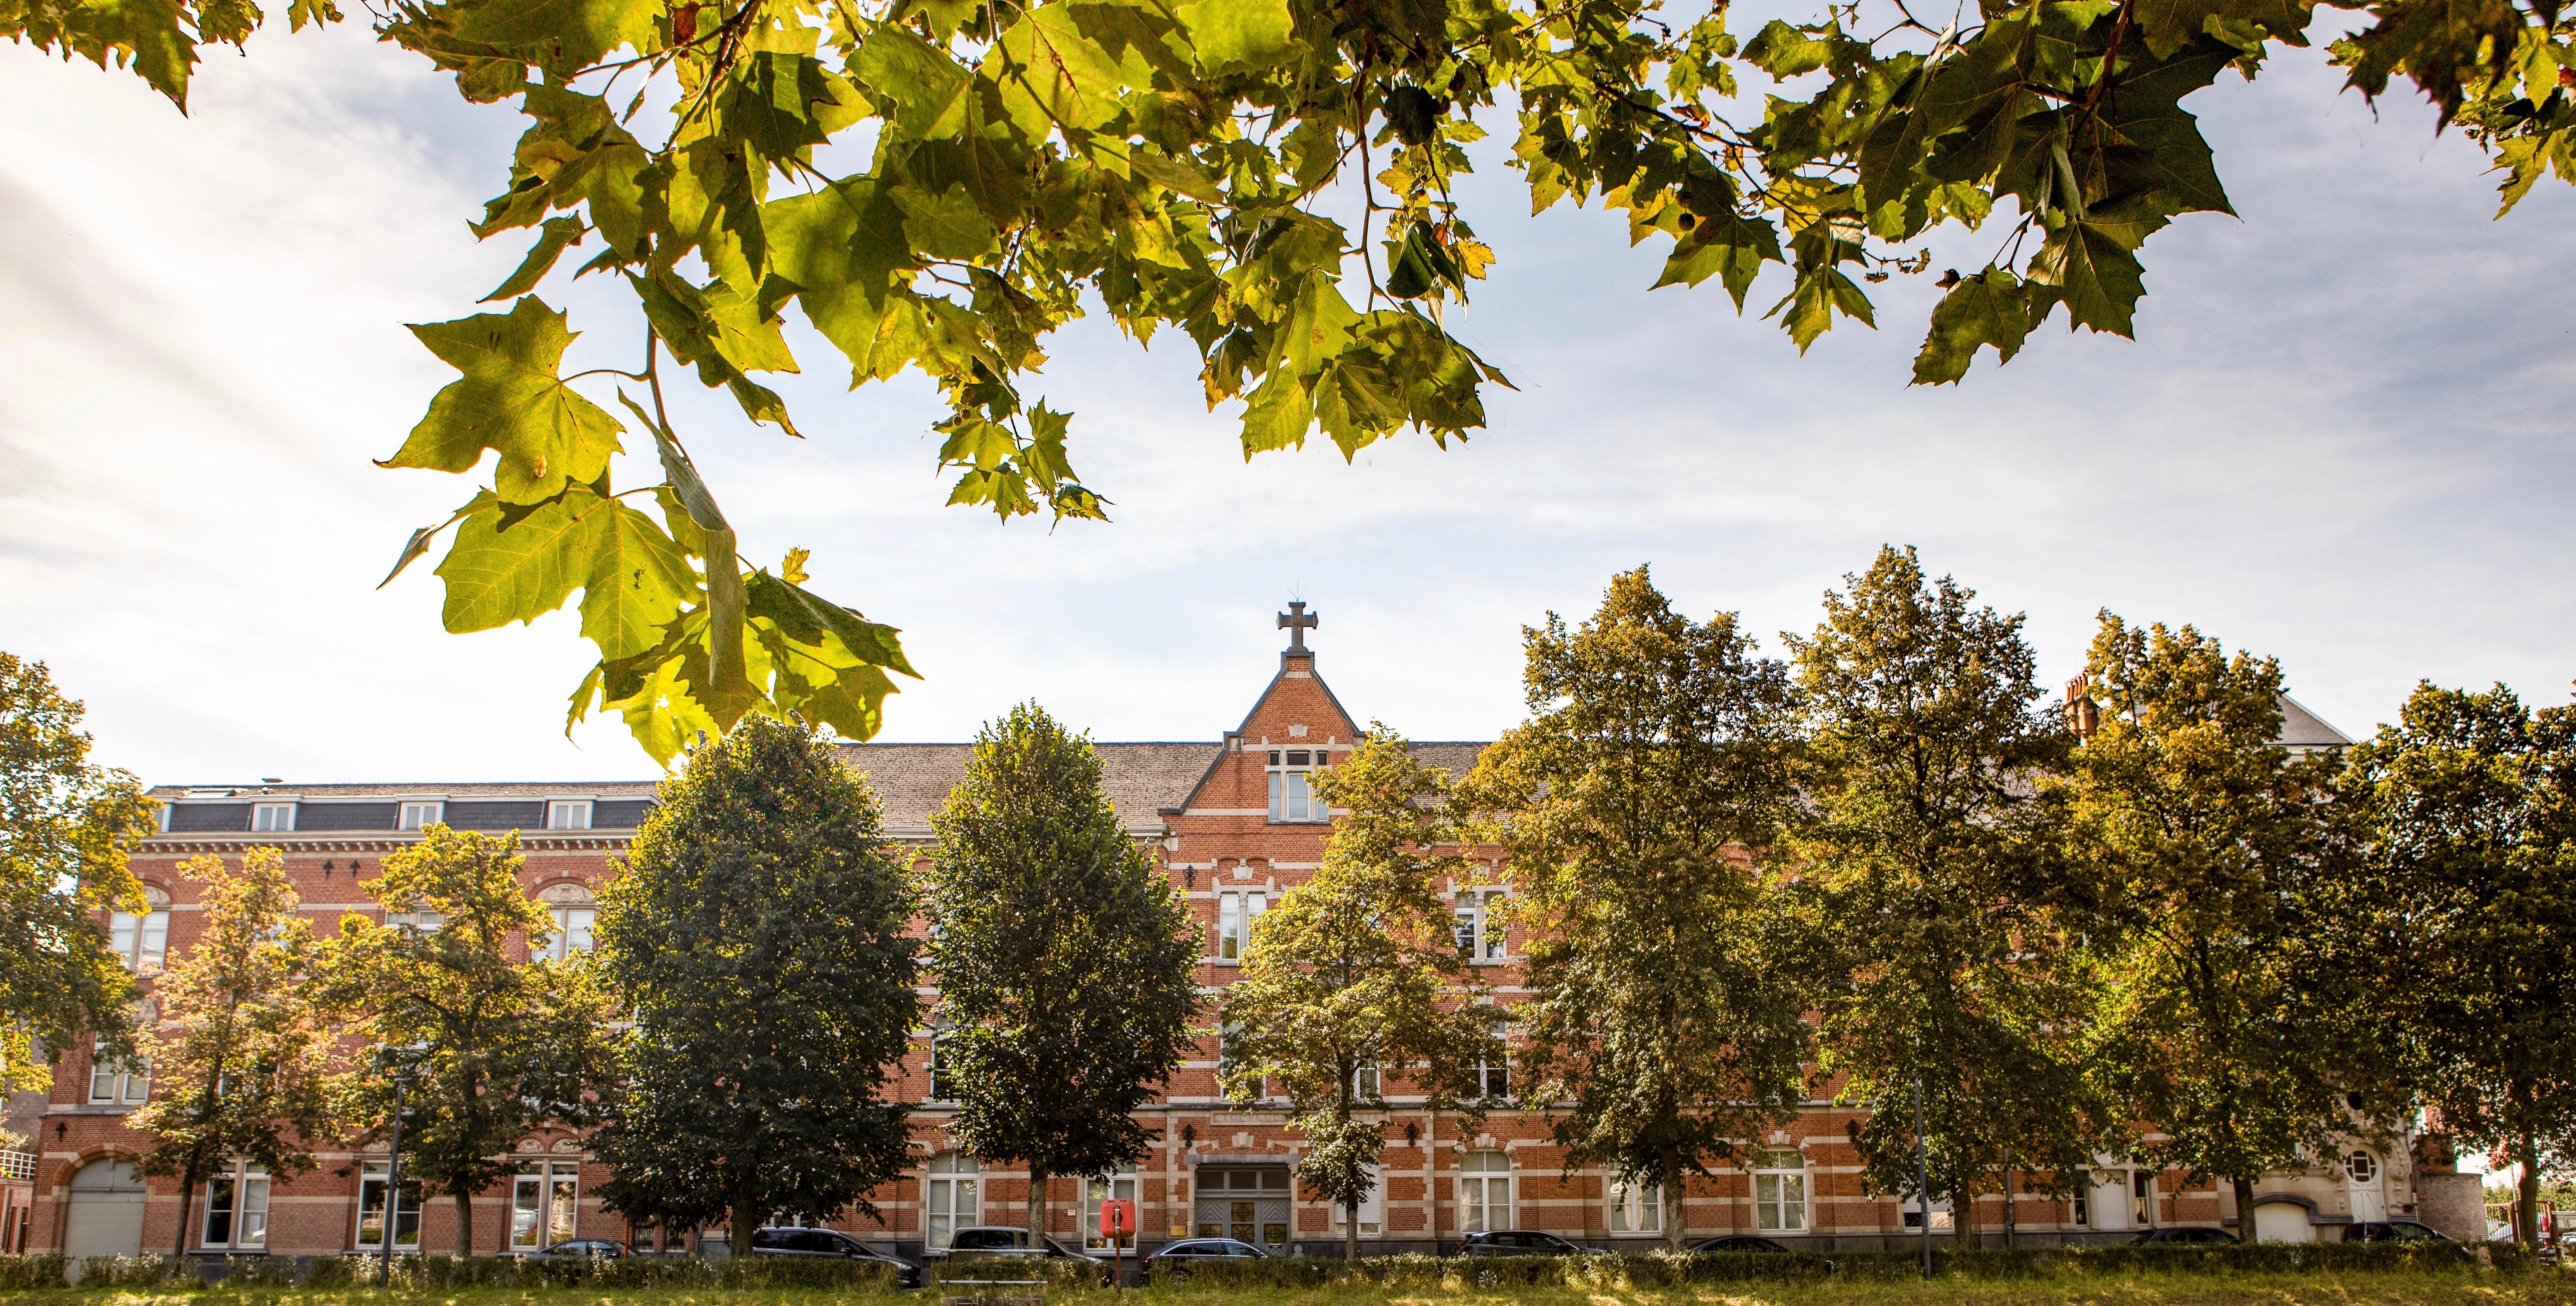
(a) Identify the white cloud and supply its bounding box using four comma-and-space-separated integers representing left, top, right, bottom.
1, 24, 2568, 784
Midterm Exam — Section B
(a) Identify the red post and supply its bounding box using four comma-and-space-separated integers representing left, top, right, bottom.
1099, 1199, 1136, 1289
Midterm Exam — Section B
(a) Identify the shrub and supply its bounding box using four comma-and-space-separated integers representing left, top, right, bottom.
75, 1254, 191, 1287
0, 1254, 67, 1290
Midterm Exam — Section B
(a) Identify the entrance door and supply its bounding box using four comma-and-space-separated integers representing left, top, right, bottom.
64, 1160, 146, 1261
1192, 1169, 1290, 1252
2346, 1152, 2387, 1222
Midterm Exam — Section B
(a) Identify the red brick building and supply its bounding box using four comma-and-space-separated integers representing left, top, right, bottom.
32, 612, 2340, 1266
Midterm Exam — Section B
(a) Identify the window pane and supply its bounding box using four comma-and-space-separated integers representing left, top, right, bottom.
206, 1177, 236, 1245
513, 1177, 544, 1248
1266, 773, 1282, 822
1285, 773, 1311, 821
110, 914, 137, 967
1218, 896, 1241, 960
91, 1059, 117, 1102
124, 1060, 150, 1102
139, 913, 167, 971
241, 1177, 270, 1247
549, 1172, 579, 1245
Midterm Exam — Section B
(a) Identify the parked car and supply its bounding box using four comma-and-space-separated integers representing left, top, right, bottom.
1141, 1238, 1268, 1282
2135, 1227, 2239, 1246
1457, 1230, 1586, 1257
746, 1226, 924, 1288
534, 1239, 630, 1259
1690, 1236, 1795, 1254
2342, 1220, 2454, 1244
929, 1227, 1106, 1266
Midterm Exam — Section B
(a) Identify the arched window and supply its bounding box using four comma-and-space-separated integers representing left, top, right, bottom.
1459, 1150, 1510, 1234
2346, 1152, 2378, 1184
110, 886, 171, 973
536, 884, 595, 961
926, 1152, 977, 1250
1753, 1149, 1807, 1232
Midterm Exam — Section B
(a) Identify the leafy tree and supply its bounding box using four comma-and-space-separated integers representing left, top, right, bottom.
2342, 681, 2576, 1251
0, 652, 156, 1090
592, 714, 920, 1246
131, 847, 342, 1256
927, 703, 1199, 1247
13, 0, 2565, 760
1786, 546, 2108, 1240
1461, 567, 1811, 1249
1219, 726, 1493, 1260
317, 825, 614, 1255
2051, 613, 2374, 1236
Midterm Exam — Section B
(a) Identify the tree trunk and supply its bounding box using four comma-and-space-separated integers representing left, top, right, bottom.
1953, 1169, 1979, 1248
2519, 1130, 2543, 1252
1027, 1166, 1048, 1250
1662, 1142, 1685, 1252
1344, 1199, 1360, 1262
2232, 1176, 2257, 1242
733, 1187, 764, 1263
172, 1160, 199, 1258
456, 1189, 475, 1257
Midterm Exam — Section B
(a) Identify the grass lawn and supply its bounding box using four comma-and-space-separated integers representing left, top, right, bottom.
8, 1274, 2571, 1306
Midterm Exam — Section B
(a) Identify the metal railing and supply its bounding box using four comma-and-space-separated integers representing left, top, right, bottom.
0, 1151, 36, 1182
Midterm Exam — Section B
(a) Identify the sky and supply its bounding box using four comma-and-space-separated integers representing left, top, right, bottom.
3, 12, 2571, 786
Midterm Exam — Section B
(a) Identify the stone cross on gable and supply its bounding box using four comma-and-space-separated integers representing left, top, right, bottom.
1277, 601, 1318, 653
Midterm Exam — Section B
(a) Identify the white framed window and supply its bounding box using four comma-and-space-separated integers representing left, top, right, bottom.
398, 801, 443, 831
384, 910, 444, 933
1266, 749, 1328, 823
1608, 1178, 1662, 1234
2133, 1169, 2158, 1227
251, 803, 295, 833
89, 1045, 149, 1105
1754, 1149, 1807, 1232
357, 1161, 423, 1252
2072, 1185, 2089, 1227
512, 1161, 581, 1250
156, 803, 173, 833
1331, 1164, 1384, 1236
202, 1162, 271, 1248
1476, 1018, 1510, 1102
1217, 891, 1267, 961
543, 906, 594, 960
548, 800, 593, 830
1084, 1174, 1139, 1250
1454, 889, 1506, 961
1459, 1150, 1510, 1234
1352, 1062, 1380, 1102
109, 887, 171, 973
1901, 1190, 1952, 1230
926, 1152, 978, 1250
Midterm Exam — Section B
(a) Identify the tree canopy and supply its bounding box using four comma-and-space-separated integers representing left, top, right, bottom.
1461, 567, 1812, 1249
2342, 681, 2576, 1251
1786, 546, 2109, 1237
0, 651, 156, 1092
315, 824, 615, 1254
1220, 726, 1494, 1260
591, 713, 921, 1244
132, 847, 342, 1257
8, 0, 2565, 760
926, 702, 1200, 1245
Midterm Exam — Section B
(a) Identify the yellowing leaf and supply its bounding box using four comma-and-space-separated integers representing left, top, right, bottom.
454, 0, 658, 71
382, 297, 624, 503
1176, 0, 1292, 70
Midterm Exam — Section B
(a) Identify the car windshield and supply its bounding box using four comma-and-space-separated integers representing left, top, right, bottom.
956, 1230, 1019, 1250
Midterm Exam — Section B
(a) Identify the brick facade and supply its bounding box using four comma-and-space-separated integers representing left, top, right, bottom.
28, 629, 2400, 1263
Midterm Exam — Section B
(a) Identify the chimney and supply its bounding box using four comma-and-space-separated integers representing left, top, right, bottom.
2066, 675, 2100, 738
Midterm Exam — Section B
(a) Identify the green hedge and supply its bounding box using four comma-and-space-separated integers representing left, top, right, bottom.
0, 1254, 69, 1289
311, 1254, 902, 1291
933, 1257, 1116, 1289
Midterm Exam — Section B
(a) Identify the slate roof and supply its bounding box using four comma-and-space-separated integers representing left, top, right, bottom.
2276, 696, 2354, 748
145, 780, 663, 799
835, 741, 1220, 833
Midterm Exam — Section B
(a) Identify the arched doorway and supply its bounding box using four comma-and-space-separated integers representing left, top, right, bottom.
63, 1159, 146, 1260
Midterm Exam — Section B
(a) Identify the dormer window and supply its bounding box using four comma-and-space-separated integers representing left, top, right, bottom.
547, 800, 592, 830
251, 803, 295, 833
397, 802, 442, 831
1266, 749, 1328, 823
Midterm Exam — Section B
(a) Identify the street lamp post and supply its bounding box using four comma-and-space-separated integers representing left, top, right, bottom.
380, 1071, 409, 1287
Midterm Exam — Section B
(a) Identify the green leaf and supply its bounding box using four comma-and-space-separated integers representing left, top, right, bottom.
1238, 373, 1313, 456
577, 497, 700, 660
764, 178, 916, 382
481, 217, 587, 302
744, 568, 920, 679
453, 0, 658, 71
382, 297, 624, 503
2025, 218, 2148, 336
1652, 211, 1784, 310
433, 488, 595, 635
719, 52, 867, 161
1745, 19, 1835, 79
1175, 0, 1292, 70
1912, 267, 2032, 385
850, 22, 974, 139
892, 183, 1001, 260
989, 5, 1153, 135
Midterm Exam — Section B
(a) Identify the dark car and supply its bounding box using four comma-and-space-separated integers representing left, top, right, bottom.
2344, 1220, 2454, 1244
1690, 1236, 1794, 1254
746, 1226, 924, 1288
1458, 1230, 1586, 1257
2135, 1227, 2239, 1246
930, 1227, 1106, 1265
536, 1239, 630, 1259
1141, 1238, 1267, 1282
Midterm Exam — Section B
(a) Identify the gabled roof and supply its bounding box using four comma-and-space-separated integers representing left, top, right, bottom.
2275, 695, 2354, 749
